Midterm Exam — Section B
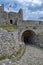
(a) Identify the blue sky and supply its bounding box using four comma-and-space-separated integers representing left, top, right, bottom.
0, 0, 43, 20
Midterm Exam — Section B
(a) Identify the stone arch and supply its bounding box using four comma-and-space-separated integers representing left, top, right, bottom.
21, 29, 36, 45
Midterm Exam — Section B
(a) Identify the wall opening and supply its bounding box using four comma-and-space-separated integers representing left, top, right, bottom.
21, 30, 36, 45
10, 20, 13, 24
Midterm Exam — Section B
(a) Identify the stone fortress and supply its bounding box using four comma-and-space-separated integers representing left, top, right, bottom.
0, 4, 43, 47
0, 4, 43, 65
0, 4, 23, 25
0, 4, 43, 25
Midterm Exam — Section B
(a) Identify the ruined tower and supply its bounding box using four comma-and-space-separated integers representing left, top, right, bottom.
17, 8, 23, 27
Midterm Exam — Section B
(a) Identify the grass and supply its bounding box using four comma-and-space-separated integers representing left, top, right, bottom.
24, 24, 32, 27
38, 31, 43, 35
15, 44, 25, 59
0, 25, 17, 31
0, 56, 7, 61
0, 55, 15, 61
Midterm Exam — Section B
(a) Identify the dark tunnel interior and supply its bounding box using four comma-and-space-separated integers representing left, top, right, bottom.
10, 20, 13, 24
21, 30, 36, 45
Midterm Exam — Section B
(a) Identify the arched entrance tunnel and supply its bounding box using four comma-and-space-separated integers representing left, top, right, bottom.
21, 30, 36, 45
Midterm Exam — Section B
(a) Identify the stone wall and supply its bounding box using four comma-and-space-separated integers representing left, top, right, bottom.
0, 29, 19, 57
35, 35, 43, 48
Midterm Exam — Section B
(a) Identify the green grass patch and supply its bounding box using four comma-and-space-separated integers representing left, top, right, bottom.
38, 31, 43, 35
0, 54, 15, 61
15, 44, 25, 59
0, 56, 7, 61
0, 25, 17, 31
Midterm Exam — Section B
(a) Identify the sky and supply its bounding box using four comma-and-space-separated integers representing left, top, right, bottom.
0, 0, 43, 20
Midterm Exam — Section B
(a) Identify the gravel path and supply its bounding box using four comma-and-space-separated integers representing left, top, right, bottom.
18, 45, 43, 65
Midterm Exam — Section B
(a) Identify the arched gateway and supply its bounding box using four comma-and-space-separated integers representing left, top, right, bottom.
19, 29, 36, 45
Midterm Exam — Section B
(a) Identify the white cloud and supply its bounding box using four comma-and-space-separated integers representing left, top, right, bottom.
32, 10, 43, 15
32, 0, 42, 5
3, 0, 42, 5
23, 7, 43, 20
16, 0, 42, 5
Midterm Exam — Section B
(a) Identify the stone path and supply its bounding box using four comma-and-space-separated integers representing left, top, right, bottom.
0, 44, 43, 65
18, 45, 43, 65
